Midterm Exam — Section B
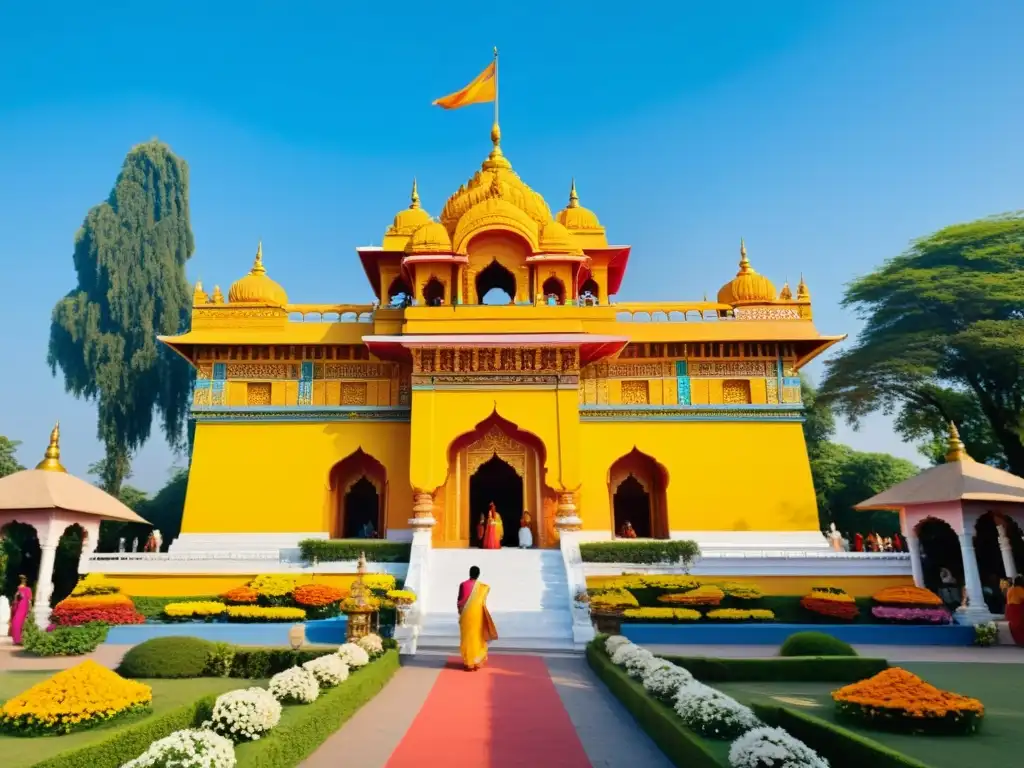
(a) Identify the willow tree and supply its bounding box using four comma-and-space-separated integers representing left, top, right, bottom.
48, 141, 195, 494
820, 212, 1024, 472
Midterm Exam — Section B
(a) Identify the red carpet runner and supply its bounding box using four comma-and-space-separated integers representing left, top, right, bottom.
386, 655, 591, 767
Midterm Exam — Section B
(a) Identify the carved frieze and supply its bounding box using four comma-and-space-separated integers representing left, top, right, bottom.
733, 307, 801, 320
318, 363, 387, 379
341, 382, 368, 405
607, 361, 673, 378
621, 380, 650, 405
766, 377, 780, 405
466, 425, 527, 478
227, 363, 291, 379
246, 383, 272, 405
409, 346, 581, 375
690, 360, 774, 378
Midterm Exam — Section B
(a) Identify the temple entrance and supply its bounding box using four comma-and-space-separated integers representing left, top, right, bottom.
343, 476, 380, 539
613, 475, 651, 538
469, 456, 522, 548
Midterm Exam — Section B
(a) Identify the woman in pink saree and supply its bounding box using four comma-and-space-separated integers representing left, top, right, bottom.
10, 575, 31, 644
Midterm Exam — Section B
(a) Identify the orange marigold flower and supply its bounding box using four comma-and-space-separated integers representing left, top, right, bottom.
872, 586, 943, 607
833, 668, 984, 718
658, 586, 725, 606
221, 586, 259, 604
294, 584, 346, 606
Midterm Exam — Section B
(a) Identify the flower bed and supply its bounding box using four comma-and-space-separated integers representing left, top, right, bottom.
590, 588, 640, 611
164, 601, 229, 621
269, 667, 320, 704
801, 588, 858, 622
871, 606, 951, 625
122, 729, 236, 768
294, 584, 346, 607
0, 660, 152, 735
221, 586, 259, 604
721, 584, 763, 601
225, 606, 307, 623
729, 726, 829, 768
51, 593, 145, 626
705, 609, 775, 622
872, 586, 942, 607
832, 668, 984, 735
209, 687, 282, 742
71, 573, 119, 596
659, 586, 725, 606
624, 607, 702, 622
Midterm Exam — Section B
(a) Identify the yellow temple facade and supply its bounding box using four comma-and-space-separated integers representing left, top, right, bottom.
160, 125, 844, 554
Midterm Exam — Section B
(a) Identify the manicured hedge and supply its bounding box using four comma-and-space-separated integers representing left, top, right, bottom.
752, 703, 931, 768
299, 539, 411, 563
228, 646, 337, 678
234, 648, 401, 767
580, 540, 700, 565
31, 694, 217, 768
119, 636, 217, 678
586, 642, 727, 767
658, 655, 888, 683
22, 618, 109, 656
780, 631, 857, 657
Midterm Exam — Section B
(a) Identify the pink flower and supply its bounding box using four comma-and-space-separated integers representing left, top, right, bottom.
872, 605, 951, 624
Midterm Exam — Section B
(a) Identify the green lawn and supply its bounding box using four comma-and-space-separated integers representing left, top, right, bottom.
714, 662, 1024, 768
0, 671, 260, 768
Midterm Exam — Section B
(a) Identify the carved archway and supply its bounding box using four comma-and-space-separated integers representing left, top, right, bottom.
915, 516, 964, 608
476, 260, 516, 305
580, 278, 599, 305
328, 450, 387, 539
541, 276, 566, 305
608, 448, 669, 539
387, 277, 412, 306
423, 277, 445, 306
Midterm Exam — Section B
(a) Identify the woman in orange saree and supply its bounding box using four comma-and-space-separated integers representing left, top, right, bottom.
459, 580, 498, 670
482, 503, 502, 549
1006, 575, 1024, 646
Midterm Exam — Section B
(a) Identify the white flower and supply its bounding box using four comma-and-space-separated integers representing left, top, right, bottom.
120, 729, 236, 768
209, 688, 281, 743
642, 663, 694, 702
729, 726, 829, 768
623, 648, 658, 680
269, 666, 320, 704
674, 681, 760, 739
604, 635, 632, 655
303, 654, 349, 688
610, 642, 641, 667
337, 642, 370, 668
357, 633, 384, 657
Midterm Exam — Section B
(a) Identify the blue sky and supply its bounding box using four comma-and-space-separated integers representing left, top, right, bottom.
1, 2, 1022, 493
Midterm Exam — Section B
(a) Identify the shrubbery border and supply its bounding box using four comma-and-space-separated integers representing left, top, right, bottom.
298, 539, 410, 563
585, 641, 726, 767
579, 540, 699, 565
661, 655, 888, 683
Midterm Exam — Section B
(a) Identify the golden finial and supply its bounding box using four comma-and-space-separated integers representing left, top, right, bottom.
193, 280, 208, 304
568, 178, 580, 209
251, 241, 266, 275
780, 279, 793, 300
211, 285, 224, 304
490, 122, 501, 149
36, 421, 67, 473
796, 273, 809, 300
410, 178, 421, 209
945, 421, 973, 463
738, 238, 753, 274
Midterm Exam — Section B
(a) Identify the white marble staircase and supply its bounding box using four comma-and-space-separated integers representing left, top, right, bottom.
418, 548, 575, 652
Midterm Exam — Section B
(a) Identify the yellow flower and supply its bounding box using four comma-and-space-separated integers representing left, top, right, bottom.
249, 574, 296, 598
623, 607, 701, 621
590, 589, 639, 609
387, 589, 417, 603
226, 605, 306, 621
363, 574, 397, 591
705, 608, 775, 621
163, 601, 228, 618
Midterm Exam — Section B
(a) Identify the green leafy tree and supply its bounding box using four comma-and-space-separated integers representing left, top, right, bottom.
820, 212, 1024, 473
801, 373, 836, 460
0, 435, 24, 478
48, 140, 195, 496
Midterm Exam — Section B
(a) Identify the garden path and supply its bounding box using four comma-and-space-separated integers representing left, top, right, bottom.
300, 653, 673, 768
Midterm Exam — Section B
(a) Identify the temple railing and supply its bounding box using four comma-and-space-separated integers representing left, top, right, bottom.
613, 302, 805, 323
286, 304, 377, 323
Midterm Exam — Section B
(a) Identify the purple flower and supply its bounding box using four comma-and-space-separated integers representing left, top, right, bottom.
872, 605, 951, 624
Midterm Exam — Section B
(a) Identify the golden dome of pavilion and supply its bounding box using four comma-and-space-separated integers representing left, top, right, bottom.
439, 124, 553, 244
556, 179, 602, 231
539, 220, 581, 254
387, 179, 432, 236
228, 242, 289, 307
717, 239, 777, 305
405, 220, 453, 255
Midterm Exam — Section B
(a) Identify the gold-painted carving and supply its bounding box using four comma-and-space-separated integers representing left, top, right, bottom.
691, 361, 773, 377
192, 307, 284, 320
193, 386, 212, 406
341, 382, 368, 405
520, 348, 536, 371
583, 377, 597, 404
607, 362, 669, 378
466, 425, 528, 478
766, 377, 780, 405
782, 385, 802, 404
723, 379, 753, 405
560, 349, 577, 371
398, 368, 411, 405
621, 380, 650, 405
500, 349, 516, 371
540, 349, 558, 370
320, 362, 385, 379
228, 363, 290, 379
458, 349, 474, 372
733, 307, 801, 320
196, 363, 212, 380
439, 349, 456, 373
246, 382, 272, 405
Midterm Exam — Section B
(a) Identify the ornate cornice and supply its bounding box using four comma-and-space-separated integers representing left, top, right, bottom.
192, 406, 411, 423
579, 405, 804, 422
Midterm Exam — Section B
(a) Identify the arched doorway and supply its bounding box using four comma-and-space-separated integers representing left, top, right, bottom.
973, 512, 1023, 612
608, 449, 669, 539
476, 260, 516, 304
1, 521, 40, 599
387, 277, 412, 307
541, 277, 565, 305
423, 277, 445, 306
469, 456, 523, 547
916, 517, 963, 610
580, 278, 599, 305
329, 450, 386, 539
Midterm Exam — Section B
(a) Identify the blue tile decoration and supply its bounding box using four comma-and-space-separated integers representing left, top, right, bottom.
298, 361, 313, 405
675, 360, 691, 406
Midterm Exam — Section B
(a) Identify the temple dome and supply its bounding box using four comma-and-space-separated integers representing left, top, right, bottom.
439, 123, 552, 243
405, 220, 453, 255
539, 220, 581, 254
228, 243, 289, 307
387, 179, 432, 236
717, 240, 776, 305
556, 179, 602, 230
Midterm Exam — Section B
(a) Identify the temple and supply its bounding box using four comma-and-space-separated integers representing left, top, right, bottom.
158, 123, 846, 556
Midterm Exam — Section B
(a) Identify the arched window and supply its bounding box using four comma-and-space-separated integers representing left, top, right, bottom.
476, 260, 516, 305
541, 276, 565, 306
387, 277, 412, 307
608, 449, 669, 539
423, 277, 445, 306
580, 278, 599, 306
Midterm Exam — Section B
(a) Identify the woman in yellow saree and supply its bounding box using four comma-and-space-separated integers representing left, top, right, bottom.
459, 579, 499, 670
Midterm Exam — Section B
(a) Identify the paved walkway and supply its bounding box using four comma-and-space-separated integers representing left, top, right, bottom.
301, 654, 673, 768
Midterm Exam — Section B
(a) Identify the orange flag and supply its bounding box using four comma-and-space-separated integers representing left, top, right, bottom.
432, 62, 497, 110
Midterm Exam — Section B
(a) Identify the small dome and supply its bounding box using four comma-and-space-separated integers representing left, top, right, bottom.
405, 220, 453, 255
539, 221, 579, 254
556, 179, 602, 230
779, 281, 793, 300
387, 179, 432, 236
228, 243, 289, 307
717, 239, 776, 305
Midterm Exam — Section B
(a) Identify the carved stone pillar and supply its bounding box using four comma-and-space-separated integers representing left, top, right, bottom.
905, 532, 925, 588
955, 532, 993, 624
409, 490, 436, 529
555, 491, 582, 534
33, 543, 58, 628
997, 522, 1018, 579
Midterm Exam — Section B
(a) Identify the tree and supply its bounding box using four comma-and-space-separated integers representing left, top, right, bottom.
801, 373, 836, 460
0, 435, 24, 478
48, 140, 195, 495
820, 212, 1024, 473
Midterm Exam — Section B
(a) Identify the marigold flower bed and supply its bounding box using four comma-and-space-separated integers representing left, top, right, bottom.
52, 594, 146, 626
622, 607, 701, 621
221, 586, 259, 604
704, 608, 775, 621
163, 601, 229, 621
226, 605, 307, 622
0, 660, 152, 735
294, 584, 346, 607
658, 585, 725, 606
872, 585, 943, 607
832, 667, 984, 735
801, 588, 858, 621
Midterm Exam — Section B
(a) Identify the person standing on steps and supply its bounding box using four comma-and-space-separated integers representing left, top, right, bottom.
519, 510, 533, 548
476, 514, 486, 547
482, 502, 502, 549
458, 565, 498, 671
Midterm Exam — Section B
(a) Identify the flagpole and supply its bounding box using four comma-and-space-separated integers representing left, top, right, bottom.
493, 46, 499, 128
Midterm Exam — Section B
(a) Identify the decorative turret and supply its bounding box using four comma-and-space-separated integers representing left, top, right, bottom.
945, 422, 974, 463
716, 239, 777, 305
387, 178, 432, 236
405, 220, 453, 255
35, 422, 67, 473
228, 242, 289, 307
539, 220, 582, 254
556, 179, 602, 231
210, 285, 224, 304
796, 274, 810, 301
779, 280, 793, 300
192, 281, 208, 305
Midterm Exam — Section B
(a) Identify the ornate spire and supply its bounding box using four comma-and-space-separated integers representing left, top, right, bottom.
796, 273, 810, 300
945, 421, 974, 463
251, 242, 266, 275
410, 178, 421, 209
568, 178, 580, 209
192, 280, 208, 304
738, 238, 754, 275
780, 279, 793, 300
35, 422, 66, 473
211, 285, 224, 304
482, 122, 511, 171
